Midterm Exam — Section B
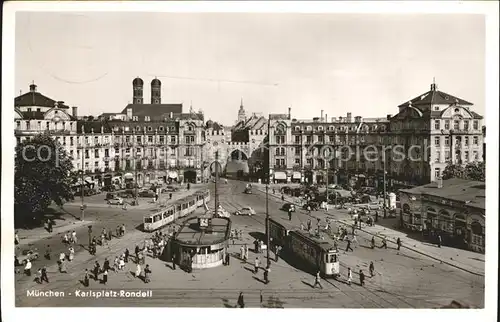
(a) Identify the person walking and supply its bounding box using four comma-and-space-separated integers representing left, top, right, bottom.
347, 267, 353, 285
83, 269, 90, 287
375, 210, 379, 223
359, 270, 365, 286
172, 253, 177, 270
288, 209, 292, 221
59, 259, 67, 273
307, 219, 312, 231
237, 292, 245, 308
371, 236, 375, 249
244, 244, 249, 262
119, 257, 125, 270
102, 269, 108, 285
379, 237, 388, 249
437, 235, 442, 248
144, 264, 151, 283
254, 239, 259, 253
15, 231, 20, 245
41, 266, 49, 283
47, 219, 53, 233
369, 261, 375, 277
275, 246, 280, 262
121, 224, 126, 237
71, 230, 77, 244
313, 270, 323, 289
108, 228, 113, 241
240, 245, 245, 261
225, 252, 230, 266
396, 237, 402, 251
35, 269, 42, 283
345, 238, 353, 252
135, 263, 142, 278
135, 245, 140, 262
264, 266, 270, 284
113, 257, 119, 272
68, 246, 75, 261
254, 257, 260, 274
45, 245, 52, 260
124, 248, 130, 263
93, 262, 100, 281
24, 259, 32, 276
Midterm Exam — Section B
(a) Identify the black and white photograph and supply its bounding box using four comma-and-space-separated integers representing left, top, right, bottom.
2, 1, 498, 321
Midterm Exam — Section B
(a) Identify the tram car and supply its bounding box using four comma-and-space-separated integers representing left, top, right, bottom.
268, 217, 340, 278
143, 189, 210, 232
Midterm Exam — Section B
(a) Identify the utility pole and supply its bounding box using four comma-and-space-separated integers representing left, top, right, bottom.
266, 116, 271, 269
80, 138, 85, 221
134, 145, 139, 206
214, 151, 219, 214
383, 148, 387, 219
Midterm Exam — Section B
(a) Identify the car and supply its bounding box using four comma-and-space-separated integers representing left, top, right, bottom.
107, 197, 124, 205
235, 206, 256, 216
244, 187, 252, 194
105, 192, 116, 200
303, 201, 320, 211
282, 203, 296, 212
164, 185, 179, 192
139, 190, 155, 198
16, 249, 39, 265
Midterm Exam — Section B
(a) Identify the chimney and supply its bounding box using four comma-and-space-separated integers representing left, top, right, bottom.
346, 112, 352, 122
321, 110, 324, 121
72, 106, 78, 118
170, 112, 173, 119
57, 101, 65, 107
127, 106, 133, 119
355, 116, 362, 123
29, 83, 37, 93
339, 116, 343, 122
288, 107, 291, 120
387, 114, 392, 120
331, 117, 336, 122
437, 176, 443, 188
325, 114, 328, 123
431, 82, 437, 91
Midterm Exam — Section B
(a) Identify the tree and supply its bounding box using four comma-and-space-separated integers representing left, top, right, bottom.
441, 162, 485, 182
15, 134, 74, 227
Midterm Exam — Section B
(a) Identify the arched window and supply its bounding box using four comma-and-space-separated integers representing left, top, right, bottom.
306, 126, 312, 131
318, 126, 323, 131
275, 124, 286, 135
295, 126, 301, 131
148, 126, 152, 131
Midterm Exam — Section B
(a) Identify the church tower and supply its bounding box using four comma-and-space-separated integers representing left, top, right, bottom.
237, 98, 246, 123
151, 78, 161, 104
132, 77, 144, 104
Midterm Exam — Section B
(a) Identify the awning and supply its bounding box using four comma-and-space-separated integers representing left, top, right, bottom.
123, 173, 134, 180
293, 172, 302, 179
274, 172, 287, 180
168, 171, 178, 179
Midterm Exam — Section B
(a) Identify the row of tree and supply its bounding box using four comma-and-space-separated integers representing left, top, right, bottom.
442, 162, 486, 182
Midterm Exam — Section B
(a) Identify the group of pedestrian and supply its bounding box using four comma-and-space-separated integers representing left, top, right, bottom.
239, 244, 249, 262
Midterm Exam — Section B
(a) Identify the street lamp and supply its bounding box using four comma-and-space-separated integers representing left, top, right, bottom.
80, 134, 85, 221
265, 116, 271, 269
383, 149, 387, 219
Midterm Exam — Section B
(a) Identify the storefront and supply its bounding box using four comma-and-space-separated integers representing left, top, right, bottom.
292, 171, 302, 183
274, 171, 287, 183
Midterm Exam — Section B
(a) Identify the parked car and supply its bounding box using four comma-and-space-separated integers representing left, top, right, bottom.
16, 249, 39, 265
164, 185, 179, 192
139, 190, 155, 198
282, 203, 296, 212
303, 201, 320, 211
105, 192, 116, 200
107, 197, 124, 205
235, 206, 256, 216
244, 187, 252, 194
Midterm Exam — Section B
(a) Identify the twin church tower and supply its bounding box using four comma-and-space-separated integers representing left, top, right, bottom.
132, 77, 162, 105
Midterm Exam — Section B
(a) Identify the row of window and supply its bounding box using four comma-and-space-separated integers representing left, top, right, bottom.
433, 119, 480, 131
434, 150, 480, 163
289, 124, 387, 133
16, 120, 76, 131
434, 136, 480, 146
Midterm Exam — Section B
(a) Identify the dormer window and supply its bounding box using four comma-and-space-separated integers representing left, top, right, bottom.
159, 126, 164, 131
145, 116, 150, 122
148, 126, 152, 131
294, 126, 300, 131
454, 108, 460, 113
306, 126, 312, 131
318, 126, 323, 131
132, 116, 138, 121
329, 126, 335, 131
136, 126, 141, 131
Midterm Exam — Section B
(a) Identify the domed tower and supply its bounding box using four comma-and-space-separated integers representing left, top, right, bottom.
132, 77, 144, 104
151, 78, 161, 104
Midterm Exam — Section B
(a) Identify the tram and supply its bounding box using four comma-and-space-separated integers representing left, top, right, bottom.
143, 189, 211, 232
268, 217, 340, 278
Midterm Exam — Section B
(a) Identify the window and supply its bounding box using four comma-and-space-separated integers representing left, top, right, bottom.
295, 147, 301, 156
318, 126, 323, 131
70, 137, 74, 146
136, 136, 141, 143
473, 136, 478, 145
136, 148, 141, 154
295, 136, 300, 144
473, 121, 479, 130
148, 126, 152, 131
94, 161, 99, 169
445, 151, 450, 161
104, 149, 109, 157
473, 151, 478, 160
465, 136, 470, 146
453, 120, 459, 130
435, 151, 440, 162
125, 136, 130, 143
434, 137, 440, 146
444, 120, 450, 130
434, 120, 440, 130
94, 149, 99, 158
148, 136, 153, 143
125, 148, 130, 153
464, 151, 469, 161
463, 120, 469, 130
306, 135, 312, 143
445, 137, 450, 146
85, 150, 89, 159
159, 136, 164, 143
170, 136, 176, 144
159, 126, 164, 131
295, 158, 300, 164
434, 106, 439, 111
435, 168, 440, 178
115, 147, 119, 154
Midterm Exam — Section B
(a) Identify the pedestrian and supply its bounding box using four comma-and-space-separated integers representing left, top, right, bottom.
59, 252, 66, 262
313, 270, 323, 289
347, 267, 352, 285
345, 238, 353, 252
359, 270, 365, 286
354, 217, 358, 228
169, 192, 173, 200
240, 245, 245, 260
135, 245, 140, 261
83, 269, 90, 287
68, 246, 75, 261
116, 226, 120, 238
100, 234, 106, 246
59, 259, 67, 273
371, 236, 375, 249
307, 219, 312, 231
351, 234, 358, 247
225, 252, 230, 266
135, 263, 142, 278
103, 258, 110, 272
264, 266, 270, 284
72, 230, 77, 244
93, 262, 100, 280
113, 257, 119, 272
288, 209, 292, 221
300, 223, 304, 230
351, 224, 355, 235
437, 235, 442, 248
15, 231, 20, 245
254, 257, 260, 274
375, 210, 379, 222
281, 194, 285, 201
45, 245, 52, 260
102, 269, 108, 285
119, 257, 125, 270
244, 244, 249, 262
254, 239, 259, 253
48, 220, 53, 233
121, 224, 126, 237
237, 292, 245, 308
35, 268, 42, 283
62, 233, 69, 244
41, 266, 49, 283
369, 261, 375, 277
396, 237, 401, 251
379, 237, 387, 249
275, 246, 280, 262
124, 248, 130, 263
144, 264, 151, 283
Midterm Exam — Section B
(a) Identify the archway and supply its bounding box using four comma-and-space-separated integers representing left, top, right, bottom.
226, 149, 249, 180
184, 170, 197, 183
453, 213, 468, 248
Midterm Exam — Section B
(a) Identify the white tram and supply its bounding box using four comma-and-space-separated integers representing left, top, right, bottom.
143, 189, 211, 232
268, 217, 340, 278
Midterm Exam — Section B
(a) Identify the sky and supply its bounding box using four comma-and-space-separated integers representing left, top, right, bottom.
15, 12, 485, 125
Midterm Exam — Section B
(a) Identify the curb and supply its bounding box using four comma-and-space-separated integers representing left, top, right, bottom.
254, 186, 484, 277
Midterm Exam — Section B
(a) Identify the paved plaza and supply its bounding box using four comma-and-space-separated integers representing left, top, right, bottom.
15, 180, 484, 308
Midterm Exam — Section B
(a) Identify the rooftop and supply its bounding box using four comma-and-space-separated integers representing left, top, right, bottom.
400, 178, 485, 210
174, 217, 231, 246
398, 83, 473, 109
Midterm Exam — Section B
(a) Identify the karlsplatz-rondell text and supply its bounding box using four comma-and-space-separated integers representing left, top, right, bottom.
74, 290, 153, 298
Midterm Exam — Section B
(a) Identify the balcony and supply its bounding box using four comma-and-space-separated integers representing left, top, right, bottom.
44, 129, 71, 135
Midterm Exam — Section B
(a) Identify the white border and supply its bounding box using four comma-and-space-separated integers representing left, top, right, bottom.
2, 2, 498, 322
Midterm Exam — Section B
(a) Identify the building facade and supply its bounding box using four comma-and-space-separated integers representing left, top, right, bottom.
399, 178, 485, 253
